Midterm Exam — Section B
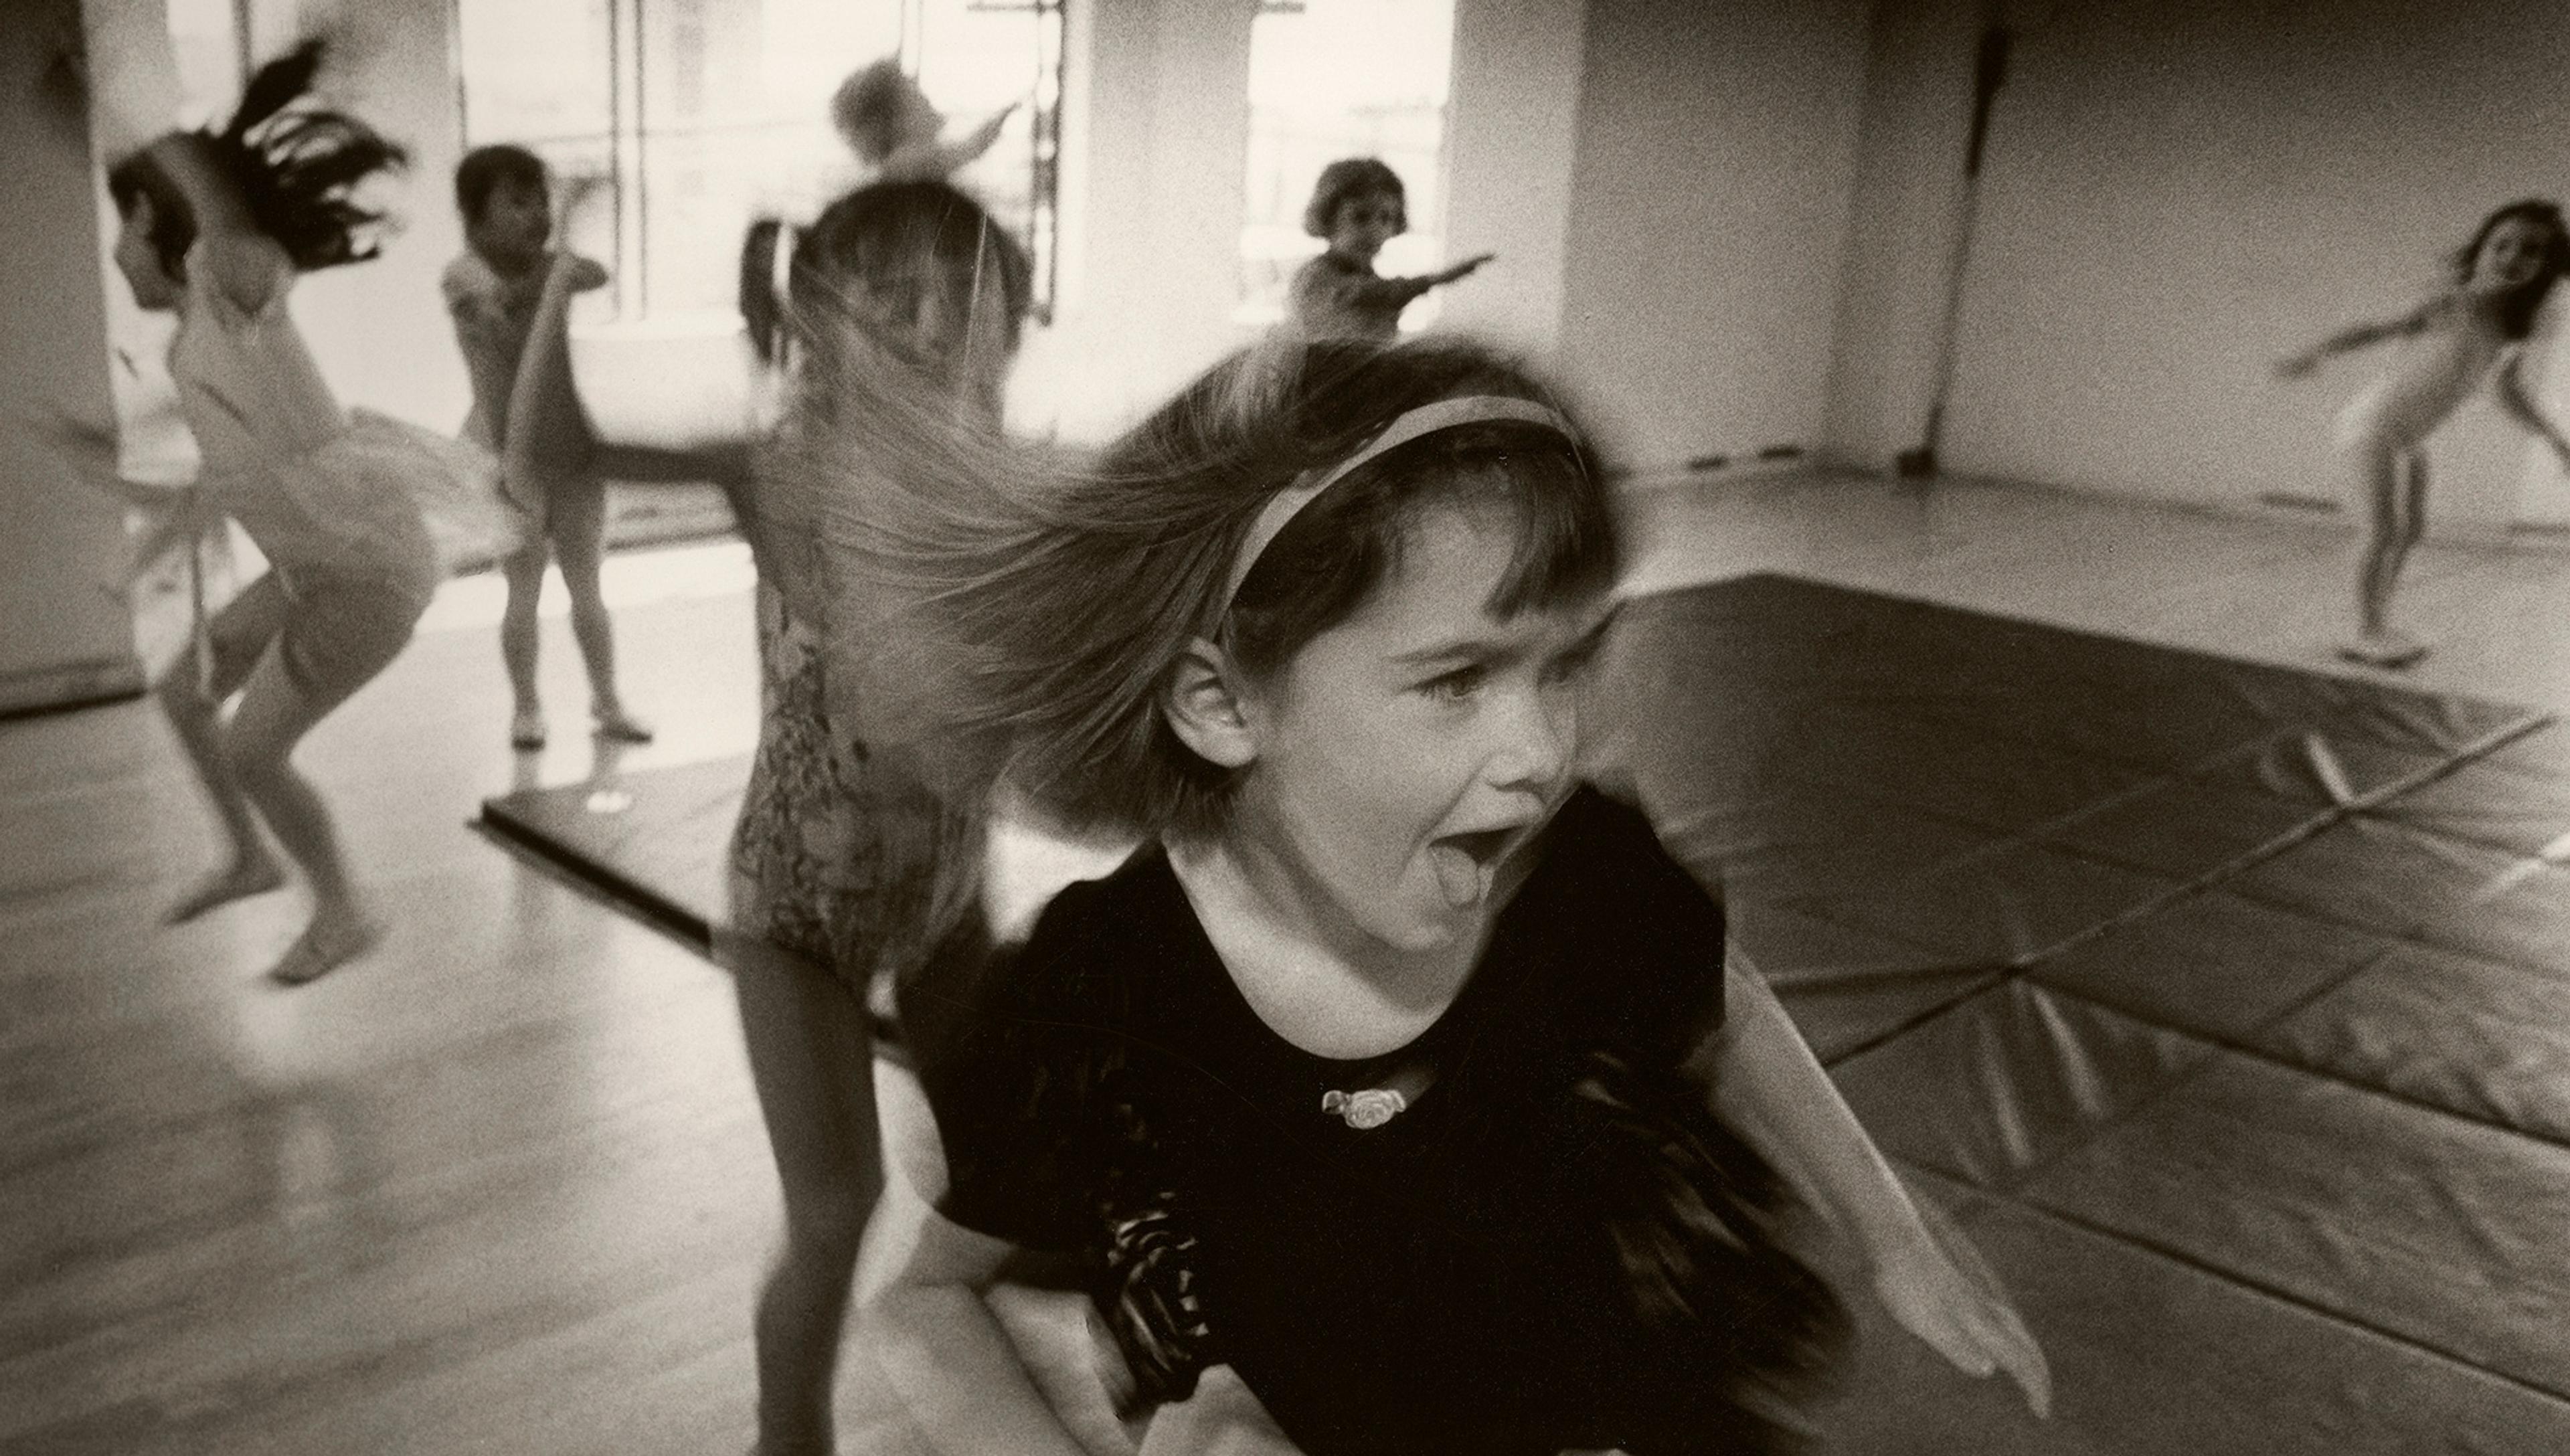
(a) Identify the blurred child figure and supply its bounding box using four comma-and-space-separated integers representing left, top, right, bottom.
724, 175, 1034, 1455
831, 58, 1015, 186
1288, 158, 1492, 343
104, 42, 446, 983
2278, 199, 2570, 668
443, 143, 652, 749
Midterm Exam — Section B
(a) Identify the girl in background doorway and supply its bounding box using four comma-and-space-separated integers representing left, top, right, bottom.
2279, 198, 2570, 669
1288, 158, 1492, 344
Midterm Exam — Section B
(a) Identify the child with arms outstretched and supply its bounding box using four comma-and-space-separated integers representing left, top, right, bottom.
2279, 199, 2570, 668
833, 338, 2049, 1454
1288, 159, 1492, 343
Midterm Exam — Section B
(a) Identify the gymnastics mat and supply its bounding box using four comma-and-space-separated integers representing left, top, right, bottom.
1583, 573, 2569, 1451
476, 753, 746, 945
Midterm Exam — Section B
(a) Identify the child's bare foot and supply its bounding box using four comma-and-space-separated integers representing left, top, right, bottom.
163, 855, 286, 924
593, 704, 654, 743
266, 911, 383, 986
2337, 630, 2429, 669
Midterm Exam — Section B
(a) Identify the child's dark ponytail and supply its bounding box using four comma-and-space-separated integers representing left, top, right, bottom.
218, 41, 408, 271
107, 39, 407, 278
739, 217, 794, 366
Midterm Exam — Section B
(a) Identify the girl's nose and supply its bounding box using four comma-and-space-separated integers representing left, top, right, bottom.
1488, 686, 1573, 792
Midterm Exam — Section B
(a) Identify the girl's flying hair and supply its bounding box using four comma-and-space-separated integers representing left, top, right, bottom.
796, 335, 1614, 839
2453, 198, 2570, 341
107, 40, 408, 278
750, 179, 1033, 720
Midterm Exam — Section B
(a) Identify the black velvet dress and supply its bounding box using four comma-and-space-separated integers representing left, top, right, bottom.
906, 786, 1845, 1456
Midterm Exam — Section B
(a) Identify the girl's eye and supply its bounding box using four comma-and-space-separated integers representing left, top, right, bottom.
1423, 665, 1486, 701
1541, 646, 1598, 687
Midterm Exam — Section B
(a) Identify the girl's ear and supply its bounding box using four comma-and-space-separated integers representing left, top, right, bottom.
1161, 636, 1260, 770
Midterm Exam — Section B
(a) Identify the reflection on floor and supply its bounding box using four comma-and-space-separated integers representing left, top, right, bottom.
10, 470, 2570, 1453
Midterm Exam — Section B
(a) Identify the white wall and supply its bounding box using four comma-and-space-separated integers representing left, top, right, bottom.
1935, 0, 2570, 534
1816, 0, 1980, 472
3, 0, 143, 713
1008, 0, 1259, 442
1440, 0, 1590, 362
1553, 0, 1872, 476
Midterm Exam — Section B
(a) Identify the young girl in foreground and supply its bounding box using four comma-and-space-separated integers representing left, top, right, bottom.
1288, 159, 1494, 343
724, 177, 1033, 1454
853, 339, 2050, 1454
106, 43, 440, 984
2279, 199, 2570, 668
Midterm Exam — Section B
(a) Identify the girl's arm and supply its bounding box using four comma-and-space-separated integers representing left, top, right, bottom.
495, 250, 608, 492
2276, 298, 2441, 377
143, 135, 284, 314
859, 1153, 1110, 1456
1693, 951, 2052, 1416
2493, 351, 2570, 471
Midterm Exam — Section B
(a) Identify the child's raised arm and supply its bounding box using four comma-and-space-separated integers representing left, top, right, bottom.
2276, 297, 2444, 378
1691, 949, 2052, 1417
143, 134, 285, 315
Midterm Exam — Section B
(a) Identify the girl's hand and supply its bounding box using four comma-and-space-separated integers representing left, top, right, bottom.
1873, 1236, 2053, 1418
1136, 1365, 1304, 1456
2274, 352, 2319, 381
1442, 252, 1496, 284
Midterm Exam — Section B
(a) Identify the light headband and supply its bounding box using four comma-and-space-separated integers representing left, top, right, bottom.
1221, 394, 1581, 608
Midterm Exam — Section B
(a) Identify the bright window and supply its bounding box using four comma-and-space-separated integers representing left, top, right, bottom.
455, 0, 1064, 325
1237, 0, 1456, 329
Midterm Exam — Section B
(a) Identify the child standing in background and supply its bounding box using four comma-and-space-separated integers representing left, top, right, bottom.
444, 144, 652, 749
1288, 158, 1493, 343
2278, 199, 2570, 668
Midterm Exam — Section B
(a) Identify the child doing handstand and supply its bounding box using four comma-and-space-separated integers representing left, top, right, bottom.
2279, 198, 2570, 668
841, 338, 2050, 1454
1288, 159, 1493, 343
444, 144, 653, 748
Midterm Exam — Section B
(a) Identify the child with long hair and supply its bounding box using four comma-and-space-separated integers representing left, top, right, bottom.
103, 41, 458, 984
2278, 198, 2570, 668
443, 143, 652, 749
829, 337, 2050, 1454
1288, 159, 1492, 343
721, 175, 1033, 1455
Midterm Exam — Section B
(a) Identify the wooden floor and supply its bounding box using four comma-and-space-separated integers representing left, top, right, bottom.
6, 470, 2568, 1454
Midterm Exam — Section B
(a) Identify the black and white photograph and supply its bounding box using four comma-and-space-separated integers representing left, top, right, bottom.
3, 1, 2567, 1452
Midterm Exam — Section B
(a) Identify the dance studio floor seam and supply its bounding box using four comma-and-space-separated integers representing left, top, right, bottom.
481, 571, 2570, 1451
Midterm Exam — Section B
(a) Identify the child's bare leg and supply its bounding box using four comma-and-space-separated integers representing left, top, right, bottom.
726, 931, 879, 1455
549, 476, 650, 740
2337, 434, 2426, 666
158, 672, 285, 921
226, 648, 385, 984
162, 581, 290, 923
501, 537, 551, 747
